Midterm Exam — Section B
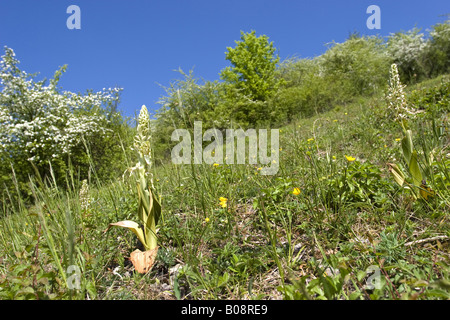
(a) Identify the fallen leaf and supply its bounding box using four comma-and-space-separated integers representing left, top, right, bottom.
130, 247, 158, 274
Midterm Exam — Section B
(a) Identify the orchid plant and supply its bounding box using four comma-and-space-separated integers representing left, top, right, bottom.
105, 105, 161, 273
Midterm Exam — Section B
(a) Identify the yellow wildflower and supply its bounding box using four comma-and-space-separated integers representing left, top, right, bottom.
219, 197, 228, 208
345, 155, 356, 162
292, 188, 301, 195
213, 163, 220, 167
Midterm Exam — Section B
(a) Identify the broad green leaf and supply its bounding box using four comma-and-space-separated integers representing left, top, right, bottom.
144, 188, 162, 250
173, 275, 181, 300
106, 220, 147, 249
409, 151, 422, 187
151, 187, 161, 227
218, 272, 230, 287
349, 291, 362, 300
143, 187, 161, 228
425, 288, 450, 299
401, 130, 413, 165
16, 286, 35, 296
321, 275, 338, 299
356, 270, 367, 282
387, 163, 405, 187
413, 279, 429, 287
137, 195, 144, 226
137, 183, 150, 223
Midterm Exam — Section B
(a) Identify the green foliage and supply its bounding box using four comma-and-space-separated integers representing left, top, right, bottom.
219, 30, 285, 127
267, 35, 390, 124
324, 161, 395, 209
220, 30, 283, 103
279, 249, 450, 300
376, 231, 407, 263
0, 243, 63, 299
425, 21, 450, 77
408, 76, 450, 115
152, 69, 228, 160
320, 35, 390, 98
273, 59, 337, 120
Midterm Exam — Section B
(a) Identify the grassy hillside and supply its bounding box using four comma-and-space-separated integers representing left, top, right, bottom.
1, 73, 448, 300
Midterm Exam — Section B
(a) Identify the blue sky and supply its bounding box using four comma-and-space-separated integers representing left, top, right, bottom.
0, 0, 448, 120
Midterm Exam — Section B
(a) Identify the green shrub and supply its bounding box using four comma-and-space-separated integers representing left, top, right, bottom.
408, 76, 450, 115
319, 35, 390, 97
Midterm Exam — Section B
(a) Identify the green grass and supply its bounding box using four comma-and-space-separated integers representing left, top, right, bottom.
1, 75, 449, 300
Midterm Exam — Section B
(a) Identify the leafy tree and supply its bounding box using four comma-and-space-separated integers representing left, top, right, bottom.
219, 30, 284, 127
387, 28, 428, 83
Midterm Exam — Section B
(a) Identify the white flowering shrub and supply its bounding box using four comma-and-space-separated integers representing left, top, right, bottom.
0, 47, 120, 164
387, 21, 450, 82
387, 28, 428, 83
0, 46, 131, 198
